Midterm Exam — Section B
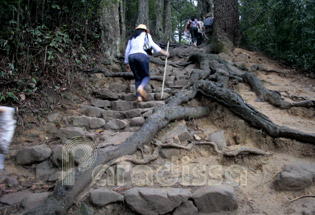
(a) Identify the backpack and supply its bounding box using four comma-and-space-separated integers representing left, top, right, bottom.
197, 21, 204, 33
143, 33, 153, 55
186, 20, 192, 29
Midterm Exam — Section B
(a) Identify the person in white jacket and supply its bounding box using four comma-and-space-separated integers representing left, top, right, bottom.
124, 24, 169, 102
0, 106, 16, 170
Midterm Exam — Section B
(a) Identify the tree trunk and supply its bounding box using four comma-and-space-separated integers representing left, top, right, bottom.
100, 0, 121, 60
209, 0, 241, 53
155, 0, 164, 39
136, 0, 149, 27
164, 0, 173, 42
198, 0, 212, 20
120, 0, 126, 52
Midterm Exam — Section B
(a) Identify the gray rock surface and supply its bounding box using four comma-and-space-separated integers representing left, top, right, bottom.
89, 188, 124, 207
21, 192, 50, 209
173, 200, 198, 215
51, 145, 64, 167
106, 119, 128, 130
82, 106, 104, 118
273, 161, 315, 191
91, 99, 111, 108
56, 127, 86, 141
122, 109, 142, 118
95, 88, 118, 100
36, 160, 57, 180
192, 185, 238, 213
16, 144, 52, 165
47, 113, 60, 122
70, 116, 105, 129
207, 130, 227, 151
76, 203, 95, 215
130, 117, 145, 126
0, 191, 31, 205
124, 187, 191, 215
111, 100, 134, 111
109, 83, 128, 93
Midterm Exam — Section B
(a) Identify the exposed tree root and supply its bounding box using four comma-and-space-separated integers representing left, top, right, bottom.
288, 195, 315, 203
223, 147, 271, 157
243, 72, 315, 109
108, 140, 220, 166
25, 45, 315, 215
197, 80, 315, 144
24, 90, 209, 215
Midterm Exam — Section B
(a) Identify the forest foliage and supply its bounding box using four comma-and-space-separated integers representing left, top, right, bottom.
240, 0, 315, 73
0, 0, 314, 103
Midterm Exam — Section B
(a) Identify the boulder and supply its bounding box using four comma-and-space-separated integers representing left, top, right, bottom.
273, 161, 315, 191
76, 203, 95, 215
91, 99, 111, 108
130, 117, 145, 126
207, 130, 227, 151
111, 100, 134, 111
36, 160, 57, 180
21, 192, 50, 209
173, 200, 198, 215
137, 101, 164, 109
106, 119, 128, 130
120, 93, 137, 101
82, 106, 104, 118
109, 83, 128, 93
124, 187, 191, 215
56, 127, 86, 141
16, 144, 52, 165
123, 109, 142, 118
0, 191, 31, 205
47, 113, 60, 122
192, 185, 238, 213
95, 88, 118, 100
70, 116, 106, 129
51, 145, 64, 167
89, 188, 124, 207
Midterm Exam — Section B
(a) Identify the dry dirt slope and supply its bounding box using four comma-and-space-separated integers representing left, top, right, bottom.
0, 47, 314, 215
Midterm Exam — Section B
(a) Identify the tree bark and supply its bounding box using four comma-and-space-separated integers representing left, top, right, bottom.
100, 0, 121, 59
119, 0, 126, 51
136, 0, 149, 27
155, 0, 164, 40
198, 0, 212, 20
164, 0, 173, 42
209, 0, 241, 53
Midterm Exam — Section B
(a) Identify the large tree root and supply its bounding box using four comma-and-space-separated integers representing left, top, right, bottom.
197, 80, 315, 144
223, 147, 272, 157
107, 140, 220, 167
25, 44, 315, 215
243, 72, 315, 109
24, 90, 209, 215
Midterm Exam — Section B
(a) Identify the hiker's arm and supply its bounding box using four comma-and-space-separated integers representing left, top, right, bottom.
148, 34, 161, 53
124, 40, 131, 64
159, 49, 169, 58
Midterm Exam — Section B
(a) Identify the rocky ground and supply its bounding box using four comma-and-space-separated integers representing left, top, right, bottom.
0, 45, 314, 215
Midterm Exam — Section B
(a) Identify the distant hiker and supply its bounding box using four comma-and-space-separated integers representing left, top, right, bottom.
124, 24, 169, 102
204, 12, 214, 37
197, 20, 205, 46
0, 106, 16, 170
185, 16, 199, 46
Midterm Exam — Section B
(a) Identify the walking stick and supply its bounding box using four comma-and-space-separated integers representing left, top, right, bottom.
161, 41, 169, 99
